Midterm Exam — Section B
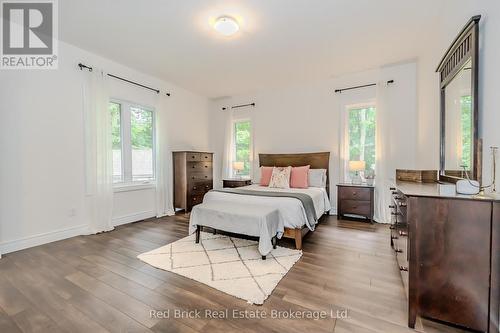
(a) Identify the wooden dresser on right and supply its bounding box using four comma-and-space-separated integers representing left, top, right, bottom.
390, 181, 499, 332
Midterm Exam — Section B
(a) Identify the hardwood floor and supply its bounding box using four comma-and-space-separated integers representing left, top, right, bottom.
0, 214, 469, 333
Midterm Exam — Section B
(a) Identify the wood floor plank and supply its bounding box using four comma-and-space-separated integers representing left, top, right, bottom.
0, 215, 467, 333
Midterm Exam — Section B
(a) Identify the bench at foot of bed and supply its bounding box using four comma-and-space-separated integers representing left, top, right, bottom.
195, 225, 277, 260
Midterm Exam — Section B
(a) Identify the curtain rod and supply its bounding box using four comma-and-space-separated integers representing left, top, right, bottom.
334, 80, 394, 94
78, 63, 171, 96
222, 102, 255, 111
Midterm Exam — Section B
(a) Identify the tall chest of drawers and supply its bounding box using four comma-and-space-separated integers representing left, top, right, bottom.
173, 151, 213, 212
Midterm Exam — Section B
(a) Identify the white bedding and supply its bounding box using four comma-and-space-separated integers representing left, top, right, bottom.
202, 184, 331, 229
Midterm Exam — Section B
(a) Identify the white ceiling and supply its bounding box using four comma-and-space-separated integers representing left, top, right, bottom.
60, 0, 444, 98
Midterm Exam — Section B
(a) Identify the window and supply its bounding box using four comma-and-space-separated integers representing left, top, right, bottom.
110, 100, 155, 185
233, 120, 252, 177
347, 105, 376, 179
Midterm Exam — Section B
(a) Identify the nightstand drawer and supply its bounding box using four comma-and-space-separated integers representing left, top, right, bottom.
340, 199, 371, 216
338, 186, 371, 201
223, 179, 252, 188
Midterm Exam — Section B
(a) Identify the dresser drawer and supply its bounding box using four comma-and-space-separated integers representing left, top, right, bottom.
187, 152, 202, 161
189, 194, 204, 207
189, 182, 213, 194
339, 186, 371, 201
188, 173, 212, 182
200, 153, 212, 161
340, 199, 371, 216
188, 161, 212, 171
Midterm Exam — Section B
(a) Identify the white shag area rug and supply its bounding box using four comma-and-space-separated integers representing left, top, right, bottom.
137, 232, 302, 304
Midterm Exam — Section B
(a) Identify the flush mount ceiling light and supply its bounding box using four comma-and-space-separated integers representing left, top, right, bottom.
214, 16, 239, 36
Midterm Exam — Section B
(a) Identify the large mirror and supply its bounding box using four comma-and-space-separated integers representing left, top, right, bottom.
437, 16, 481, 183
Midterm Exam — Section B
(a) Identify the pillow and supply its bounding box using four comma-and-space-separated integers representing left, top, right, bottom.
268, 166, 292, 189
290, 165, 310, 188
260, 166, 274, 186
308, 169, 327, 187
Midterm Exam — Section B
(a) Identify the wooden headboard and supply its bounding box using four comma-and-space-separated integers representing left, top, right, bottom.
258, 152, 331, 196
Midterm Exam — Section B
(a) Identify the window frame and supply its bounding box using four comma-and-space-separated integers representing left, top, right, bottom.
232, 118, 253, 178
110, 98, 156, 189
344, 102, 377, 182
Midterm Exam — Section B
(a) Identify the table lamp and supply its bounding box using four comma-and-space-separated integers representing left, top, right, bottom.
349, 160, 365, 185
233, 161, 245, 179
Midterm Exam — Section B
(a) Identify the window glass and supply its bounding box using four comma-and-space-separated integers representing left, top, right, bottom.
348, 106, 376, 179
130, 107, 154, 181
234, 120, 251, 177
110, 102, 122, 183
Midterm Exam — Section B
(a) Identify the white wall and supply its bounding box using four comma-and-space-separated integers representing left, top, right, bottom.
0, 41, 210, 254
416, 0, 500, 187
208, 62, 418, 212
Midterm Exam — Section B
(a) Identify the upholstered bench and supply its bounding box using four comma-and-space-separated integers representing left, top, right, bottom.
189, 202, 282, 259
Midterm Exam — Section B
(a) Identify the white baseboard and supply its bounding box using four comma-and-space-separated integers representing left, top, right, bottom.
112, 210, 156, 227
0, 224, 90, 255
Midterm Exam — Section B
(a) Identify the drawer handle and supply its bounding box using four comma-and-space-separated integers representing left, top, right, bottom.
204, 156, 208, 159
399, 266, 408, 272
205, 185, 209, 188
204, 175, 208, 178
390, 187, 396, 191
205, 165, 208, 168
352, 206, 357, 209
193, 186, 197, 190
399, 231, 408, 237
192, 176, 195, 179
352, 192, 357, 195
191, 156, 196, 159
192, 165, 195, 168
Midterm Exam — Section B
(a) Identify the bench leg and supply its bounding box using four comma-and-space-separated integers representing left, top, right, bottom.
195, 225, 201, 243
262, 255, 266, 260
272, 235, 277, 249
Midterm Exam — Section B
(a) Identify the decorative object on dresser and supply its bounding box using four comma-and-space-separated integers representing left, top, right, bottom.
389, 181, 499, 332
348, 160, 365, 185
395, 169, 437, 183
223, 178, 252, 188
173, 151, 213, 212
337, 183, 374, 223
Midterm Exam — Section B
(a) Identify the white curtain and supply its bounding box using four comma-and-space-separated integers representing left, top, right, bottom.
83, 69, 114, 233
221, 108, 234, 180
374, 81, 392, 223
154, 94, 175, 217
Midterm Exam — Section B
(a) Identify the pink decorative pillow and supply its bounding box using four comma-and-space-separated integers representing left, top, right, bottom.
260, 166, 274, 186
290, 165, 310, 188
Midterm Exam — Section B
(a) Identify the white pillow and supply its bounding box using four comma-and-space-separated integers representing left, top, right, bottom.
268, 166, 292, 189
308, 169, 327, 187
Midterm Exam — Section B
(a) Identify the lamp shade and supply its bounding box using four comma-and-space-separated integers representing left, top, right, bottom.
349, 160, 366, 172
233, 161, 245, 171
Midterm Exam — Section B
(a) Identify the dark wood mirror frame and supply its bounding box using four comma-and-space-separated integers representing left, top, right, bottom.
436, 15, 482, 184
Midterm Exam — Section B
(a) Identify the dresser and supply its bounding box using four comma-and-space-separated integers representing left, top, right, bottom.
390, 181, 499, 332
173, 151, 213, 212
336, 183, 374, 222
223, 179, 252, 188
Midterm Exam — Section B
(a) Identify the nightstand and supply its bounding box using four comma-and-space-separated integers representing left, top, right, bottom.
223, 179, 252, 188
337, 183, 374, 222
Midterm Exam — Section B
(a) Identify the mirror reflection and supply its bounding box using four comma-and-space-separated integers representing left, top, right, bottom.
444, 59, 473, 176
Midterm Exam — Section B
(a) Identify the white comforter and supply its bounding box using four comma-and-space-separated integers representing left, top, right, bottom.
202, 184, 331, 229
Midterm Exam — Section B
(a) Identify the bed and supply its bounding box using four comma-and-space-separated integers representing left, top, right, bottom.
202, 152, 331, 249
